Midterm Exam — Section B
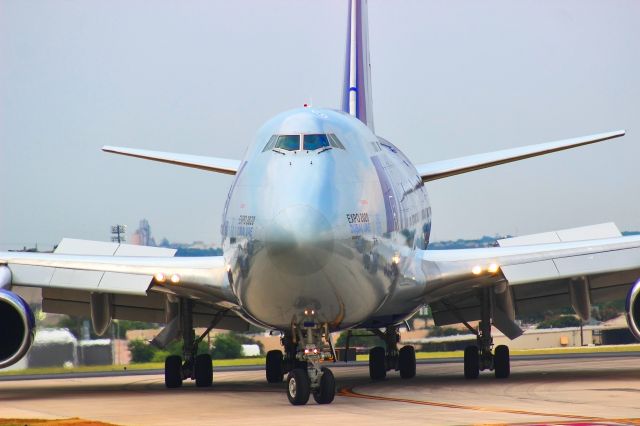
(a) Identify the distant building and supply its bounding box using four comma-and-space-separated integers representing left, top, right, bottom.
130, 219, 157, 247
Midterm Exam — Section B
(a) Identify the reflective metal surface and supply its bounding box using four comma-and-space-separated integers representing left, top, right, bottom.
222, 108, 431, 330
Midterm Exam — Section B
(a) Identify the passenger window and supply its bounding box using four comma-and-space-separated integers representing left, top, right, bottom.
328, 134, 345, 149
274, 135, 301, 151
303, 134, 331, 150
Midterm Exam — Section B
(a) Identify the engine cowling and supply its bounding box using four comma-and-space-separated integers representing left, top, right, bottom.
0, 290, 35, 368
625, 280, 640, 341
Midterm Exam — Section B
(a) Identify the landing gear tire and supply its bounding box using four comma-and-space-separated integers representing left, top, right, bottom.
287, 368, 311, 406
165, 355, 183, 388
398, 345, 416, 379
369, 346, 387, 381
195, 353, 213, 387
266, 350, 284, 383
312, 367, 336, 404
494, 345, 510, 379
464, 345, 479, 380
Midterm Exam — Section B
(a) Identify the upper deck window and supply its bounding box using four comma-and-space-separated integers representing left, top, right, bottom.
274, 135, 301, 151
303, 134, 331, 150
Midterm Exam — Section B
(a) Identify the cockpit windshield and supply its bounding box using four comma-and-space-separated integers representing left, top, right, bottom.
263, 133, 345, 153
274, 135, 301, 151
303, 134, 330, 150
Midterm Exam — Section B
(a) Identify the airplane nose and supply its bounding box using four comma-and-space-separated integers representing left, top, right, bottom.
266, 205, 335, 276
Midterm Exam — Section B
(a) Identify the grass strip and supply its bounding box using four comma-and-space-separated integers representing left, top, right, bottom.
2, 345, 639, 377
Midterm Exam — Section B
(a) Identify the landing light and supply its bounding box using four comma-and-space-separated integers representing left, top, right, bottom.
471, 265, 482, 275
392, 254, 400, 265
154, 273, 166, 283
170, 274, 181, 284
488, 263, 500, 274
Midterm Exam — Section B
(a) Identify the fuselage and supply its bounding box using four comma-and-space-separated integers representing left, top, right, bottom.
222, 108, 432, 331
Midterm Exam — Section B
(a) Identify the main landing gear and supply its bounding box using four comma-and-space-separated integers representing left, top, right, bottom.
266, 310, 337, 405
463, 288, 510, 379
164, 299, 214, 388
368, 325, 416, 381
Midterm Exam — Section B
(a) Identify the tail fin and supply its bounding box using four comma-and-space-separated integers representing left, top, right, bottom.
341, 0, 374, 131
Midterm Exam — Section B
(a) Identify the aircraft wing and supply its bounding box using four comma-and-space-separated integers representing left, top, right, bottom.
417, 224, 640, 339
1, 239, 246, 331
102, 146, 241, 175
415, 130, 625, 182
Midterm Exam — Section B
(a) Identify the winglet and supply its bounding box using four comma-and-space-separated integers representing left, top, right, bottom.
102, 146, 240, 175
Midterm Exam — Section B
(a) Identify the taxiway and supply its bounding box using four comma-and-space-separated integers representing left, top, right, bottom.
1, 353, 640, 425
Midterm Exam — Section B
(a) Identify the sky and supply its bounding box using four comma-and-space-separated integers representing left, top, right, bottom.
1, 0, 639, 250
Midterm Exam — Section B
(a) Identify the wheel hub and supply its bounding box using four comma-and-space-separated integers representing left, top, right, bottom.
289, 377, 297, 397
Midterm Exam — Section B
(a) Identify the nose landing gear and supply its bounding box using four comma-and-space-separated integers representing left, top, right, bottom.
281, 311, 337, 405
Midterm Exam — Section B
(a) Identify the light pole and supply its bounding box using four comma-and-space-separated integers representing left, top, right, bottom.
111, 225, 127, 243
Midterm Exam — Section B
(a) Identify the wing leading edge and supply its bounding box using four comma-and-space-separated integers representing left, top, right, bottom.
0, 239, 235, 304
416, 130, 625, 182
102, 146, 241, 175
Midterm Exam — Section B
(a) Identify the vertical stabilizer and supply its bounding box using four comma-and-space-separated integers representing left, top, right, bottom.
341, 0, 374, 131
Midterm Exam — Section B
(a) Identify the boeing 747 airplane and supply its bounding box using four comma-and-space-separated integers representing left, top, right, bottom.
1, 0, 639, 406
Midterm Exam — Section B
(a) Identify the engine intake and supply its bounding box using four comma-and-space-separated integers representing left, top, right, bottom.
0, 290, 35, 368
625, 280, 640, 341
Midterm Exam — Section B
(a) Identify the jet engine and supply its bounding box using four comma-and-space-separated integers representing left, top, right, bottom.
625, 280, 640, 341
0, 289, 35, 368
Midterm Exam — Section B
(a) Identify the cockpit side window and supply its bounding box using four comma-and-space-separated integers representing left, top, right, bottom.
303, 134, 331, 150
274, 135, 301, 151
262, 135, 278, 152
327, 133, 345, 149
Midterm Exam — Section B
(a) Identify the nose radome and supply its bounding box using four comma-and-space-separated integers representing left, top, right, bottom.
266, 205, 335, 276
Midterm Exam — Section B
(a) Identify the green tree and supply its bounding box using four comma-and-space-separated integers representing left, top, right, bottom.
537, 315, 581, 329
56, 316, 99, 339
592, 300, 625, 322
428, 326, 471, 337
212, 333, 243, 359
128, 340, 156, 363
336, 331, 385, 349
232, 333, 264, 356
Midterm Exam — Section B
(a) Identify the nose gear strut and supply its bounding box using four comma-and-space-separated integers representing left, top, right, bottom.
281, 310, 336, 405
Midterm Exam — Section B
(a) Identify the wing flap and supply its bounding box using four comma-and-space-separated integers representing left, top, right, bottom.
99, 272, 154, 294
102, 146, 240, 175
500, 260, 558, 285
416, 130, 625, 182
41, 288, 249, 331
